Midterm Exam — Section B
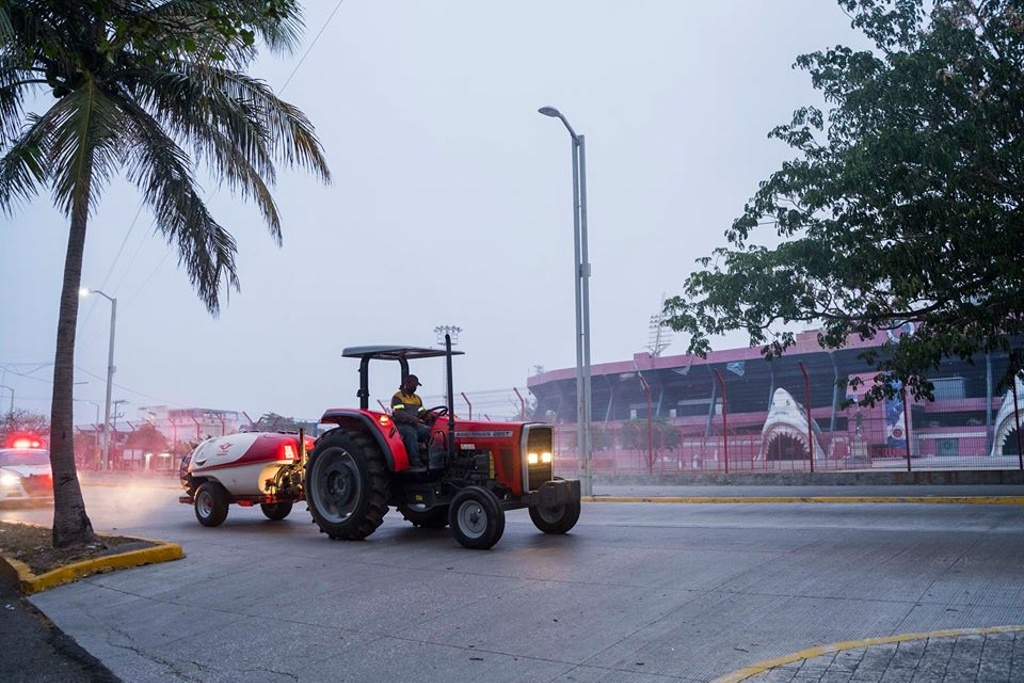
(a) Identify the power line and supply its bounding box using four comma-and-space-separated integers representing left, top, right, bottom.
280, 0, 347, 93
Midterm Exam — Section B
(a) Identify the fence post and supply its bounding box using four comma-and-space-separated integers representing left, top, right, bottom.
798, 362, 814, 474
902, 385, 912, 472
513, 388, 526, 420
713, 369, 729, 474
1012, 378, 1023, 470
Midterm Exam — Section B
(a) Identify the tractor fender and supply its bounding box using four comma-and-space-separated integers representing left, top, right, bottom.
317, 410, 405, 471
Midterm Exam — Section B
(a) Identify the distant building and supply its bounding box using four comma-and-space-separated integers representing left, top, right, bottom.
527, 329, 1020, 472
138, 406, 244, 451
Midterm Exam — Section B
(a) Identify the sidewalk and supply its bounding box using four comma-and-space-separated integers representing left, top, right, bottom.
717, 626, 1024, 682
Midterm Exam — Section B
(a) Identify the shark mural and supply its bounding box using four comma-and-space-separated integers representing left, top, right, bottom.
759, 388, 826, 461
989, 377, 1024, 457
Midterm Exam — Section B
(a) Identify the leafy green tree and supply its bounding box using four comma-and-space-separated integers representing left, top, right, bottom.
664, 0, 1024, 404
0, 1, 329, 546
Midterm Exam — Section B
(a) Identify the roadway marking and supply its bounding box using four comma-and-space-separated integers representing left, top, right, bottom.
712, 625, 1024, 682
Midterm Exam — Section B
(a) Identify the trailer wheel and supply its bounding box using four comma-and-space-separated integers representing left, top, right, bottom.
260, 502, 293, 521
194, 482, 229, 527
398, 502, 449, 529
305, 429, 389, 540
449, 486, 505, 550
528, 498, 581, 534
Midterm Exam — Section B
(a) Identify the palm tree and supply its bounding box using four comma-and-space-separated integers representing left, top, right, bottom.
0, 1, 330, 546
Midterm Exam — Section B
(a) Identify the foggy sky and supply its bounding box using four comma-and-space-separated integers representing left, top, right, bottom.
0, 1, 862, 425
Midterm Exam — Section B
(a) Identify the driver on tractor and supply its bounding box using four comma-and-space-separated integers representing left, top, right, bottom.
391, 374, 431, 468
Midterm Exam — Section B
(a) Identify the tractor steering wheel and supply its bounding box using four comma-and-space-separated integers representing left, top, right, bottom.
422, 405, 449, 423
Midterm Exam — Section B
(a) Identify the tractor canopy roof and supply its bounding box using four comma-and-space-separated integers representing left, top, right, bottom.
342, 345, 464, 361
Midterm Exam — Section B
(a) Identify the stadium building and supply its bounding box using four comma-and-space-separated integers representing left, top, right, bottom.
527, 328, 1023, 475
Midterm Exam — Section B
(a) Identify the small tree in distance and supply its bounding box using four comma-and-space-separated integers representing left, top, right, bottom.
0, 408, 50, 445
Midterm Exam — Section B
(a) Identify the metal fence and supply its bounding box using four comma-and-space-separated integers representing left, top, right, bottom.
440, 384, 1024, 477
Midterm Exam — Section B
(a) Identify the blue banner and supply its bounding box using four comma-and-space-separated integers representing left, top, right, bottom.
884, 381, 906, 447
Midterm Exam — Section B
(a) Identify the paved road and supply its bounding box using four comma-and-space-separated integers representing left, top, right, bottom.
3, 481, 1023, 682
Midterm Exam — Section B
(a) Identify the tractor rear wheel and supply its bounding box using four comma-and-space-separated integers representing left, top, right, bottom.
448, 486, 505, 549
260, 502, 293, 521
194, 482, 229, 527
398, 502, 449, 529
305, 429, 389, 540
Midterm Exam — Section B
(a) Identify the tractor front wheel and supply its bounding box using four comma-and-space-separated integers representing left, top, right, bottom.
260, 502, 293, 521
305, 429, 389, 540
528, 498, 581, 534
448, 486, 505, 550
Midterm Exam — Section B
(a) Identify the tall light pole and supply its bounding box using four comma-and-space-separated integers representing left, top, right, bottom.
434, 325, 462, 347
0, 384, 13, 415
539, 106, 593, 496
79, 288, 117, 471
434, 326, 462, 402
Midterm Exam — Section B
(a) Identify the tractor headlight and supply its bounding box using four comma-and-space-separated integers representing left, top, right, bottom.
527, 452, 553, 466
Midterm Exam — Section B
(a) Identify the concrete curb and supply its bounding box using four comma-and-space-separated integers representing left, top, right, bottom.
584, 495, 1024, 504
0, 531, 184, 595
712, 625, 1024, 682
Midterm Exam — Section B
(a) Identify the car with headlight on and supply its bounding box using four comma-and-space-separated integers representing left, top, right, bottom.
0, 448, 54, 505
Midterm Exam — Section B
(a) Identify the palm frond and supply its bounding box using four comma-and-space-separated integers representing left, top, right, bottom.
43, 82, 126, 217
0, 115, 48, 212
115, 94, 239, 313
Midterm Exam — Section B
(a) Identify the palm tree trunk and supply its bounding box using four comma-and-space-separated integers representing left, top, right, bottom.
49, 187, 95, 548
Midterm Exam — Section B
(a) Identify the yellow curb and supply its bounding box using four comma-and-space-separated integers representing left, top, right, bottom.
713, 625, 1024, 682
0, 531, 184, 595
583, 496, 1024, 505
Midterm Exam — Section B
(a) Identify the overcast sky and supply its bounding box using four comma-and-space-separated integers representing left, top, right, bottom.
0, 0, 864, 426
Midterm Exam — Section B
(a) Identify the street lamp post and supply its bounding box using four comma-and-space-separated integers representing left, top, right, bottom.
538, 106, 593, 497
434, 326, 462, 402
79, 288, 117, 471
0, 384, 13, 415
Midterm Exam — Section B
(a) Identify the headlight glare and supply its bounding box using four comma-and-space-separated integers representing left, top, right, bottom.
527, 452, 539, 465
541, 452, 552, 464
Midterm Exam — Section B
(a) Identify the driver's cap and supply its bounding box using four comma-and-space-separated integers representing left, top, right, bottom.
407, 374, 422, 386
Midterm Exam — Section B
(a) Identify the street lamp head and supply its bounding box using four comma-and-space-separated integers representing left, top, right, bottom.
538, 106, 578, 139
80, 287, 114, 303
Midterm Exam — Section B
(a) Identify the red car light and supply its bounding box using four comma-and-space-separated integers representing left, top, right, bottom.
9, 436, 42, 449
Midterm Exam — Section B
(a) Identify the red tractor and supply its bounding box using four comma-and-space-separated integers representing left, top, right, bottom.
304, 339, 581, 549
